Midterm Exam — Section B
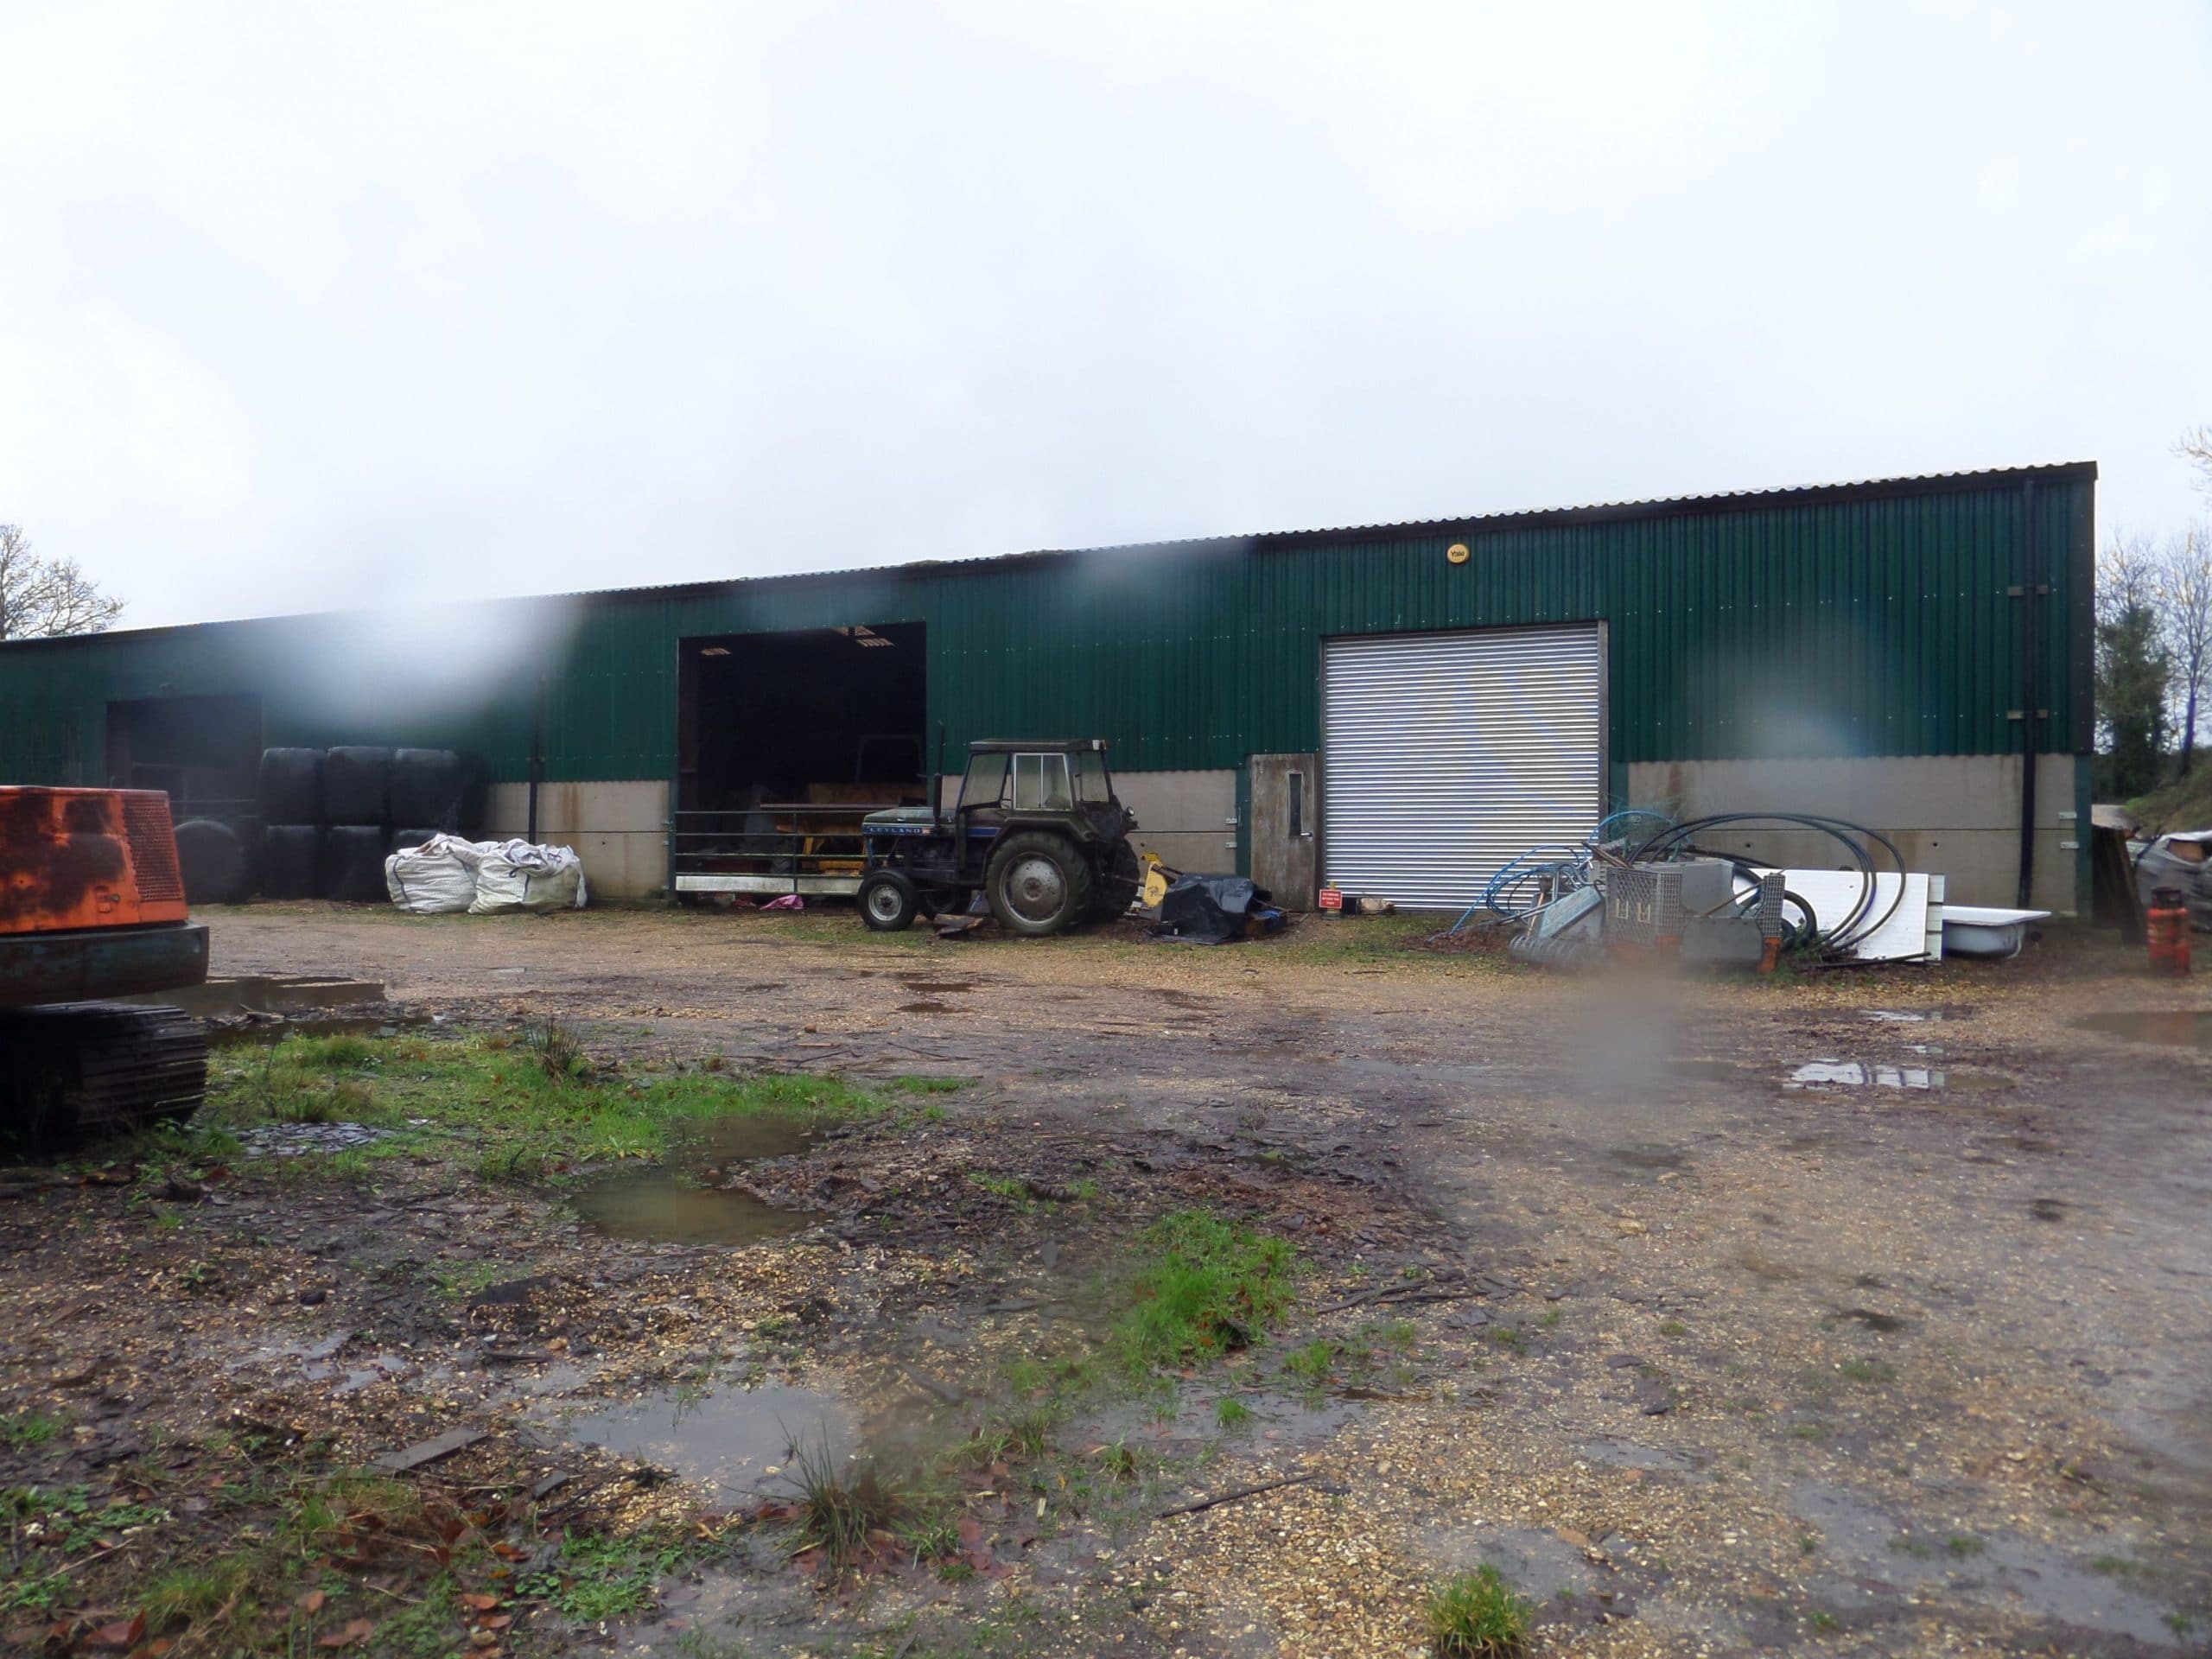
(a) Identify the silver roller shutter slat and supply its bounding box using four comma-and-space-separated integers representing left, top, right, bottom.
1322, 626, 1602, 909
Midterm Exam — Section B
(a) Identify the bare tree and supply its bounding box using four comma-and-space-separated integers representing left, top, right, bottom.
2154, 523, 2212, 774
2180, 426, 2212, 499
0, 524, 126, 640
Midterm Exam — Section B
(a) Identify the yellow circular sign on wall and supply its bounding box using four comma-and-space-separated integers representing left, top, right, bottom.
1446, 543, 1471, 564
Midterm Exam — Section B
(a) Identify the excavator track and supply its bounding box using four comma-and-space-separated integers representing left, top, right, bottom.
0, 1003, 207, 1149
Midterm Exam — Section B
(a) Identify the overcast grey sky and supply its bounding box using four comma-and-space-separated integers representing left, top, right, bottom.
2, 2, 2206, 630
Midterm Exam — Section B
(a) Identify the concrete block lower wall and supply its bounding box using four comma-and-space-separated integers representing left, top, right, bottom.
486, 780, 668, 900
1117, 770, 1239, 876
1624, 754, 2083, 913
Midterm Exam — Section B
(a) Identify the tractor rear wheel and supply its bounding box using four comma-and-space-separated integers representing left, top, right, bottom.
986, 832, 1092, 936
1090, 838, 1142, 922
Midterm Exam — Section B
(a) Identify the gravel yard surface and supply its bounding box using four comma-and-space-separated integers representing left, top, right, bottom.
3, 903, 2207, 1657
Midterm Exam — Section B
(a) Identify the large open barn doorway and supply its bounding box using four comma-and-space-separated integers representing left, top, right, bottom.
673, 622, 929, 898
105, 694, 263, 818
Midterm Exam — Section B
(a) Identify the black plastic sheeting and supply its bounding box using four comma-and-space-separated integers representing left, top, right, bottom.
1153, 874, 1277, 944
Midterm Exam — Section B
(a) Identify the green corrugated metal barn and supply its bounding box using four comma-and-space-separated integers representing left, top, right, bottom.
0, 461, 2096, 911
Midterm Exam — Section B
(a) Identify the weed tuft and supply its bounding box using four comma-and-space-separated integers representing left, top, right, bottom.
2, 1410, 61, 1449
524, 1016, 593, 1083
1423, 1564, 1534, 1657
1216, 1397, 1253, 1430
782, 1433, 915, 1572
1111, 1210, 1297, 1375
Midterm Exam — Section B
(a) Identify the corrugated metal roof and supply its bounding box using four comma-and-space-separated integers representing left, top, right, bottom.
0, 459, 2096, 648
569, 459, 2100, 603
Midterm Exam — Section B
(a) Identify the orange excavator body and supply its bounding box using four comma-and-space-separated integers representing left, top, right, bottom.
0, 787, 190, 936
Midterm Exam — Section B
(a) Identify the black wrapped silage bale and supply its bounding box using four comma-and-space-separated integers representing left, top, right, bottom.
389, 827, 443, 855
321, 824, 390, 903
257, 748, 324, 824
259, 825, 324, 900
174, 818, 254, 906
389, 748, 467, 831
322, 747, 394, 826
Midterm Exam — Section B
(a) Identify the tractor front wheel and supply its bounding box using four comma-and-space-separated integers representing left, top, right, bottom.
858, 869, 921, 932
986, 832, 1092, 936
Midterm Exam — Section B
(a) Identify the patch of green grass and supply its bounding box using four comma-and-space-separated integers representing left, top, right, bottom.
1945, 1533, 1984, 1557
297, 1033, 378, 1069
890, 1076, 973, 1094
1109, 1210, 1297, 1375
1285, 1338, 1338, 1382
203, 1031, 889, 1182
1839, 1356, 1898, 1385
431, 1261, 508, 1300
1423, 1564, 1533, 1657
969, 1173, 1030, 1202
2, 1411, 61, 1449
1658, 1319, 1688, 1338
1808, 1609, 1840, 1632
1485, 1325, 1529, 1355
2164, 1611, 2193, 1637
142, 1557, 255, 1630
1216, 1397, 1253, 1430
1537, 1307, 1563, 1329
520, 1529, 684, 1621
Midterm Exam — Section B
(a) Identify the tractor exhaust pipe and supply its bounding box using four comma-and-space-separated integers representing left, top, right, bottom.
931, 721, 947, 830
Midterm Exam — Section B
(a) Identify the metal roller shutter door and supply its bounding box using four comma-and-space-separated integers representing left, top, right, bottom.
1322, 625, 1603, 909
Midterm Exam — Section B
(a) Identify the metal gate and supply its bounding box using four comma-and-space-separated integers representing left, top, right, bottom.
1321, 625, 1603, 909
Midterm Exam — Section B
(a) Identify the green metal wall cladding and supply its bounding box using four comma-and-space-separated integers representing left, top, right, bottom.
0, 464, 2094, 789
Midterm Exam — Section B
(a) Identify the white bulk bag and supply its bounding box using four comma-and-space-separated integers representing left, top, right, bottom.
467, 839, 588, 913
384, 834, 486, 915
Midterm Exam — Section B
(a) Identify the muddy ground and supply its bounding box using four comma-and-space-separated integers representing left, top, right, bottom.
4, 904, 2210, 1658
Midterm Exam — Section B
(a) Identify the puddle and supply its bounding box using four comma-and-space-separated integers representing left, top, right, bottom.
1789, 1481, 2184, 1647
235, 1332, 426, 1394
573, 1175, 820, 1246
1605, 1143, 1690, 1172
2075, 1010, 2212, 1048
561, 1382, 853, 1506
2028, 1198, 2070, 1223
1080, 1389, 1362, 1452
897, 1001, 954, 1014
572, 1114, 823, 1245
899, 981, 976, 995
238, 1122, 390, 1157
1668, 1058, 1753, 1084
1577, 1436, 1694, 1472
329, 1355, 411, 1395
1863, 1009, 1942, 1023
1786, 1060, 1943, 1090
1836, 1306, 1909, 1334
210, 1015, 430, 1049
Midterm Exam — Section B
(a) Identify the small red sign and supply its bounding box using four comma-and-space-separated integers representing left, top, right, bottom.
1317, 887, 1344, 912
